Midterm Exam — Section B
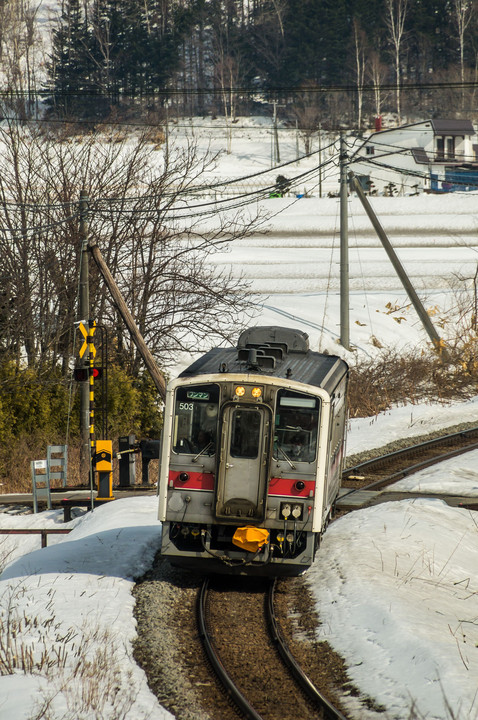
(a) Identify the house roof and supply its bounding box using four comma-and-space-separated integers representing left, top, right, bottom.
430, 119, 474, 136
367, 118, 475, 140
411, 147, 430, 164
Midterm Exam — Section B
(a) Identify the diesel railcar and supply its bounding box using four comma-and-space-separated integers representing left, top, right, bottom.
158, 326, 348, 576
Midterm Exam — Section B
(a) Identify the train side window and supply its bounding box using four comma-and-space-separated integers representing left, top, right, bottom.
274, 390, 320, 462
230, 409, 261, 458
173, 384, 220, 454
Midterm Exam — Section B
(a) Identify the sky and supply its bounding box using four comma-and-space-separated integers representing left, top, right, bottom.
1, 117, 478, 720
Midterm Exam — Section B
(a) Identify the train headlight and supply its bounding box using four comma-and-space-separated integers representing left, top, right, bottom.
179, 472, 189, 483
235, 385, 246, 397
281, 503, 291, 518
251, 387, 262, 398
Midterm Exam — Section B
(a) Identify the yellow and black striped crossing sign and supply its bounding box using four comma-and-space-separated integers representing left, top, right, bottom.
78, 321, 96, 358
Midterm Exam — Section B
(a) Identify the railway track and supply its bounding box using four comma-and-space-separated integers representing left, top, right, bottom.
341, 425, 478, 497
197, 576, 347, 720
134, 426, 478, 720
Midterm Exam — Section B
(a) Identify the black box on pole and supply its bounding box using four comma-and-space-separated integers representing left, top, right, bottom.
118, 435, 136, 487
139, 439, 161, 485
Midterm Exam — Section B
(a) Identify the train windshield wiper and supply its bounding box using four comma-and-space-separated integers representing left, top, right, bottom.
191, 442, 214, 462
277, 446, 296, 470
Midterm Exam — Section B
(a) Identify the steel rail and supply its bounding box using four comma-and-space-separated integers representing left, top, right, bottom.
342, 441, 478, 498
341, 426, 478, 498
343, 426, 478, 480
266, 579, 348, 720
197, 577, 264, 720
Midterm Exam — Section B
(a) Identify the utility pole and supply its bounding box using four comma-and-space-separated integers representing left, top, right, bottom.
164, 100, 169, 166
350, 172, 449, 360
339, 133, 350, 350
78, 190, 90, 482
268, 99, 284, 166
318, 123, 322, 198
273, 100, 280, 164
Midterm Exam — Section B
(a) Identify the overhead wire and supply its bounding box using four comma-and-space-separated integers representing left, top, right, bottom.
3, 78, 478, 98
355, 155, 478, 191
0, 210, 80, 240
92, 137, 338, 206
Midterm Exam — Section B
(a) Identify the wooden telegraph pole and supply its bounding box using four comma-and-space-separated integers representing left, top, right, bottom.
88, 243, 167, 401
349, 172, 449, 361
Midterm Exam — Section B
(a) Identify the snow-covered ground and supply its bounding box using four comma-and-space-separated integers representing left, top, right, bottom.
1, 118, 478, 719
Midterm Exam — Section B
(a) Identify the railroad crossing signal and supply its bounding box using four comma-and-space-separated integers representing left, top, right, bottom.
78, 321, 96, 358
73, 367, 103, 381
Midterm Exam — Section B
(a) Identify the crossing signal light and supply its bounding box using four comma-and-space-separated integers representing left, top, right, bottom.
73, 367, 103, 381
73, 367, 89, 382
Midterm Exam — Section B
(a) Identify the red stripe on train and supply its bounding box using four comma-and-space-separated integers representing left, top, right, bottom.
268, 477, 315, 497
169, 470, 215, 490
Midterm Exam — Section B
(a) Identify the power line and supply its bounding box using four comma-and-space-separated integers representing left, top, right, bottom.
354, 155, 478, 191
4, 79, 478, 98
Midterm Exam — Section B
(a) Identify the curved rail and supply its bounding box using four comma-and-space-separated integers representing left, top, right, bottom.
197, 577, 263, 720
266, 580, 348, 720
342, 425, 478, 497
198, 578, 348, 720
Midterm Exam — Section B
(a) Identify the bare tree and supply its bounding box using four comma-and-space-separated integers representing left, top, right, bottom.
214, 54, 241, 152
352, 19, 366, 131
0, 0, 42, 118
384, 0, 409, 124
368, 50, 389, 120
450, 0, 476, 109
0, 119, 261, 375
290, 83, 321, 155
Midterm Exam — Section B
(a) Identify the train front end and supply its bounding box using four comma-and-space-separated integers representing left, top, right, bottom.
158, 327, 348, 576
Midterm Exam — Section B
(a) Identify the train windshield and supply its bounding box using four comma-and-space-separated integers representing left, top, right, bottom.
274, 390, 320, 462
172, 384, 220, 455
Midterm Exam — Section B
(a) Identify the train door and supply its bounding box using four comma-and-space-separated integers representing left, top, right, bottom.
215, 404, 271, 521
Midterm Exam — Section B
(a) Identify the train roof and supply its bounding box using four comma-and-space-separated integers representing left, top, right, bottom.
178, 326, 348, 392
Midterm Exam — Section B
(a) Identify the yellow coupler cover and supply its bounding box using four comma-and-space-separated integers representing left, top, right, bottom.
232, 526, 270, 553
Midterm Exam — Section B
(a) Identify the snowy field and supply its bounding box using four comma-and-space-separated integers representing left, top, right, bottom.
165, 116, 478, 368
1, 118, 478, 719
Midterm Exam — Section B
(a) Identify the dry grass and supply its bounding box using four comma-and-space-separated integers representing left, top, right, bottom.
0, 583, 137, 720
348, 347, 478, 419
0, 439, 158, 494
0, 439, 82, 494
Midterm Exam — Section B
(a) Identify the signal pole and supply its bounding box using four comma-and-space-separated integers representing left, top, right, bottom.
78, 190, 90, 482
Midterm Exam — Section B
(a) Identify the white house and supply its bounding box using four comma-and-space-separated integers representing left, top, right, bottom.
349, 119, 478, 195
